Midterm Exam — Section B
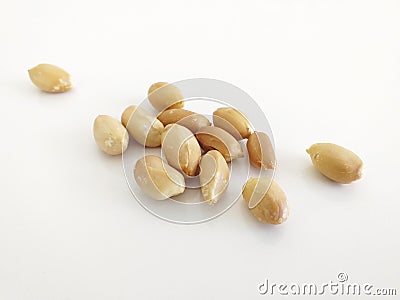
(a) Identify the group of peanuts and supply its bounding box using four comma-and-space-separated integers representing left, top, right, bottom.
28, 63, 364, 225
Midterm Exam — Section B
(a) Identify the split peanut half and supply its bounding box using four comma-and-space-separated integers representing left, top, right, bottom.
148, 82, 184, 111
134, 155, 185, 200
121, 105, 164, 147
161, 124, 202, 176
242, 178, 289, 224
93, 115, 129, 155
247, 132, 276, 169
195, 126, 244, 162
199, 150, 230, 205
157, 108, 211, 133
213, 107, 252, 140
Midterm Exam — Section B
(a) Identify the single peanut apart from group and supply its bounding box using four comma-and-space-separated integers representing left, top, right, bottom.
306, 143, 363, 184
28, 63, 72, 93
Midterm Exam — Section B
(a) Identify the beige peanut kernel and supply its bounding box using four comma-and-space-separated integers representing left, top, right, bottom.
306, 143, 363, 184
121, 105, 164, 147
157, 108, 211, 133
93, 115, 129, 155
242, 178, 289, 224
134, 155, 185, 200
199, 150, 230, 205
213, 107, 252, 140
196, 126, 244, 162
148, 82, 184, 111
28, 63, 72, 93
247, 132, 276, 170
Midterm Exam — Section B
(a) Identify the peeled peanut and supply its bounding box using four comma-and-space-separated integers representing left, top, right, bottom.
134, 155, 185, 200
213, 107, 252, 140
28, 63, 72, 93
93, 115, 129, 155
199, 150, 230, 205
242, 178, 289, 224
247, 132, 276, 170
157, 108, 211, 133
161, 124, 201, 176
196, 126, 244, 162
148, 82, 184, 111
306, 143, 363, 184
121, 105, 164, 147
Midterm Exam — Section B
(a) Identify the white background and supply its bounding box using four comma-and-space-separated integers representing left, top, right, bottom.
1, 0, 399, 299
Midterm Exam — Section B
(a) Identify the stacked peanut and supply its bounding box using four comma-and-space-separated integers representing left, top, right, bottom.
93, 82, 288, 224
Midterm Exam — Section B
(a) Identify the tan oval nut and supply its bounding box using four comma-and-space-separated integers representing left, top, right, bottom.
121, 105, 164, 147
93, 115, 129, 155
28, 63, 72, 93
306, 143, 363, 184
247, 132, 276, 170
242, 178, 289, 224
199, 150, 230, 205
134, 155, 185, 200
196, 126, 244, 162
213, 107, 252, 140
148, 82, 184, 111
161, 124, 201, 176
157, 108, 211, 133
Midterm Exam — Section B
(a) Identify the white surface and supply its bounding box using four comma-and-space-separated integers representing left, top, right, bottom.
1, 0, 399, 299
